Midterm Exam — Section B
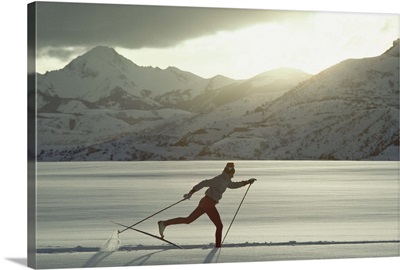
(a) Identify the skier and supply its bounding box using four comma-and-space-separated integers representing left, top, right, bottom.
157, 162, 256, 248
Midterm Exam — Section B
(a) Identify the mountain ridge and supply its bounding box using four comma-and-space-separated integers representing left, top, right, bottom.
36, 40, 399, 161
37, 45, 238, 107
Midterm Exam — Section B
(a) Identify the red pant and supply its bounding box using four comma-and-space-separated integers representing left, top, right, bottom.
164, 196, 223, 247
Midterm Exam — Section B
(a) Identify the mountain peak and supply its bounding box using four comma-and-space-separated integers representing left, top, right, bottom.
85, 45, 119, 57
382, 38, 399, 57
64, 46, 135, 77
255, 67, 309, 77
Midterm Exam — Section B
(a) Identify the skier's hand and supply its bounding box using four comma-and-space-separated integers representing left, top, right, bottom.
247, 178, 257, 185
183, 193, 192, 200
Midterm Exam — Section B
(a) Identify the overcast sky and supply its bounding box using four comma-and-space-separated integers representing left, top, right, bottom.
35, 2, 399, 79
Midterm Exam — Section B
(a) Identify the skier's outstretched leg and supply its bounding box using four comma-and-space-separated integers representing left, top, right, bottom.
163, 196, 223, 247
163, 206, 205, 226
158, 197, 208, 237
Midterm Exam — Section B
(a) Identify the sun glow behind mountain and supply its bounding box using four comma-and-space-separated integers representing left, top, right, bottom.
115, 12, 398, 79
36, 6, 398, 80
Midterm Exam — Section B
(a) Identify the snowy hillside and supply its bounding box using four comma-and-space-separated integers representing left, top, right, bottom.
200, 39, 400, 160
36, 40, 399, 161
182, 67, 311, 113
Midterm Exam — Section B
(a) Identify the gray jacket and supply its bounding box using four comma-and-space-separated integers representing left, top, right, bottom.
192, 172, 246, 203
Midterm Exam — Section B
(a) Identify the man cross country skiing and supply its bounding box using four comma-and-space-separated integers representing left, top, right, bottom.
158, 162, 256, 248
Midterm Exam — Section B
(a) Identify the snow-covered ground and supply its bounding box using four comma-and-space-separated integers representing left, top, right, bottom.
36, 242, 399, 269
29, 160, 399, 269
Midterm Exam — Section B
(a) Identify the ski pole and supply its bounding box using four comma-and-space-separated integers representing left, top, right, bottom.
222, 182, 253, 245
118, 198, 187, 234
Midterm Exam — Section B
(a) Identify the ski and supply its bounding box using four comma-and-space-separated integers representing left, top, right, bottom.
111, 221, 184, 249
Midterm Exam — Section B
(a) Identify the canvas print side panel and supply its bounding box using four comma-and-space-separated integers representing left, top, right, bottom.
28, 2, 37, 269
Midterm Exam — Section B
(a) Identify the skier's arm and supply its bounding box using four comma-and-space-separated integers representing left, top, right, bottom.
184, 178, 214, 199
228, 178, 257, 189
192, 178, 216, 191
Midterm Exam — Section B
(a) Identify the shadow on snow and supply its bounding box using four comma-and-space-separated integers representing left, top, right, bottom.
37, 240, 400, 254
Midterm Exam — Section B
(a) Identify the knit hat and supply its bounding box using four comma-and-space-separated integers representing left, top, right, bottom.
224, 162, 235, 174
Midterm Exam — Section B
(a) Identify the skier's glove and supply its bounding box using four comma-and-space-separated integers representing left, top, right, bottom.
184, 188, 196, 200
246, 178, 257, 185
183, 192, 193, 200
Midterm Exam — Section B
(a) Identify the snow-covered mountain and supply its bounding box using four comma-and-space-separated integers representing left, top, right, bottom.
36, 40, 399, 161
181, 67, 311, 113
191, 39, 399, 160
37, 46, 237, 111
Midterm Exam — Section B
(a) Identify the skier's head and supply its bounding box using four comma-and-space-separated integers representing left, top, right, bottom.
223, 162, 235, 177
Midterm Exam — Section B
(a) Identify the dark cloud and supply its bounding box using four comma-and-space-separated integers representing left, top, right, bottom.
36, 2, 309, 52
37, 47, 88, 61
